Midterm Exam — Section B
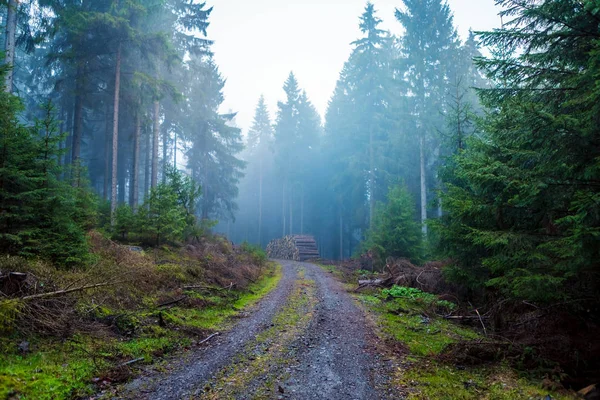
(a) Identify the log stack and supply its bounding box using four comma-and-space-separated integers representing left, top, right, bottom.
266, 235, 319, 261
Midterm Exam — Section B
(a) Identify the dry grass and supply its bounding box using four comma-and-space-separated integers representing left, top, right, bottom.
0, 231, 268, 338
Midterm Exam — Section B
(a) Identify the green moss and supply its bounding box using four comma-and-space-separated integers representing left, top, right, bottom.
0, 339, 97, 400
167, 263, 282, 331
364, 295, 479, 357
355, 290, 577, 399
0, 264, 283, 399
398, 363, 574, 400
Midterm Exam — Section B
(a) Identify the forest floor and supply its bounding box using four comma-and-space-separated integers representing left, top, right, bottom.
109, 260, 578, 400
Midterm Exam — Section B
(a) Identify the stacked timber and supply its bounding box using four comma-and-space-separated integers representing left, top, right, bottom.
266, 235, 320, 261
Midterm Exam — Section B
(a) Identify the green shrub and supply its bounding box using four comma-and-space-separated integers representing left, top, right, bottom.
240, 242, 268, 265
362, 184, 424, 266
382, 285, 456, 311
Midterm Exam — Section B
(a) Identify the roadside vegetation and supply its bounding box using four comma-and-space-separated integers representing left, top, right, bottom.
0, 235, 278, 399
320, 263, 579, 399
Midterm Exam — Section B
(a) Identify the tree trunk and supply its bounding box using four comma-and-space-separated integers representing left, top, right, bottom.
258, 157, 263, 246
65, 104, 74, 167
173, 130, 177, 169
3, 0, 18, 93
103, 106, 111, 201
131, 111, 141, 208
144, 122, 150, 198
282, 180, 286, 237
339, 213, 343, 260
151, 100, 159, 188
289, 185, 293, 235
162, 120, 168, 183
369, 125, 374, 229
110, 43, 122, 224
71, 65, 84, 178
420, 134, 427, 235
300, 186, 304, 235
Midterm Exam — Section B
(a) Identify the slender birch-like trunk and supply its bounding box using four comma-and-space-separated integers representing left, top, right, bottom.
3, 0, 18, 93
110, 43, 122, 224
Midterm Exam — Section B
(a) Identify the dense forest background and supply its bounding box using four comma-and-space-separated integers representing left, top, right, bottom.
1, 0, 599, 308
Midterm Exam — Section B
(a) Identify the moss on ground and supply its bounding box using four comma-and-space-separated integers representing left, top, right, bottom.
353, 289, 577, 399
396, 361, 574, 400
0, 263, 282, 400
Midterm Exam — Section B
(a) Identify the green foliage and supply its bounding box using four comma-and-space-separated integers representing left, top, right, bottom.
109, 168, 203, 246
137, 184, 186, 246
0, 96, 93, 268
381, 285, 456, 312
240, 242, 268, 265
438, 0, 600, 304
362, 184, 423, 263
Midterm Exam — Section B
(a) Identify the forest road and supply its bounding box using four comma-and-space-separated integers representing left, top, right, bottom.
118, 261, 401, 400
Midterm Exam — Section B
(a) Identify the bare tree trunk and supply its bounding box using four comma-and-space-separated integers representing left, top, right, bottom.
173, 130, 177, 169
258, 157, 263, 246
420, 134, 427, 235
162, 121, 168, 183
110, 43, 122, 224
339, 213, 343, 260
282, 180, 286, 237
131, 111, 141, 208
71, 66, 84, 177
65, 105, 74, 167
369, 125, 375, 229
151, 100, 159, 188
103, 107, 111, 201
300, 186, 304, 235
3, 0, 18, 93
144, 122, 150, 198
289, 185, 293, 235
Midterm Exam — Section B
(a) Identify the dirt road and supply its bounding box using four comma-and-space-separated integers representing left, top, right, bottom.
119, 261, 401, 399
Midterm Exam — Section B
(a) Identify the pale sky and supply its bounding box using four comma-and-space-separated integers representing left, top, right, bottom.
208, 0, 502, 133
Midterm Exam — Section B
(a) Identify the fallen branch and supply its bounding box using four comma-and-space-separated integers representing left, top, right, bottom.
18, 282, 114, 301
119, 357, 145, 367
198, 332, 219, 345
158, 296, 187, 308
183, 283, 236, 292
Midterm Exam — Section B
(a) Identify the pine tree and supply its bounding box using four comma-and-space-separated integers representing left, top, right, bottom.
247, 95, 273, 245
396, 0, 459, 234
439, 0, 600, 303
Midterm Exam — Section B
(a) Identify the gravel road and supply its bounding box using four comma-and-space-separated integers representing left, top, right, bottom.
118, 261, 402, 399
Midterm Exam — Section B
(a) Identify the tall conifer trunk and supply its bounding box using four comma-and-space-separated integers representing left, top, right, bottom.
300, 185, 304, 235
369, 125, 374, 228
258, 157, 263, 245
110, 42, 122, 223
103, 104, 111, 200
151, 100, 159, 188
3, 0, 18, 93
162, 121, 168, 183
420, 134, 427, 235
289, 185, 293, 235
282, 181, 286, 237
132, 111, 141, 208
71, 65, 84, 178
144, 124, 150, 198
339, 214, 343, 260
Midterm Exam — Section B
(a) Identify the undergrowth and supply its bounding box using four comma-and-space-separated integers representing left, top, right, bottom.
327, 266, 580, 399
0, 233, 280, 399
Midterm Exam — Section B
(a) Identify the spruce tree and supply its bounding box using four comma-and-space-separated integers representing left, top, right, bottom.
439, 0, 600, 303
396, 0, 459, 234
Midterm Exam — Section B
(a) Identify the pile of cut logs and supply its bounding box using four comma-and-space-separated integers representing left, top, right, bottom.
266, 235, 320, 261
